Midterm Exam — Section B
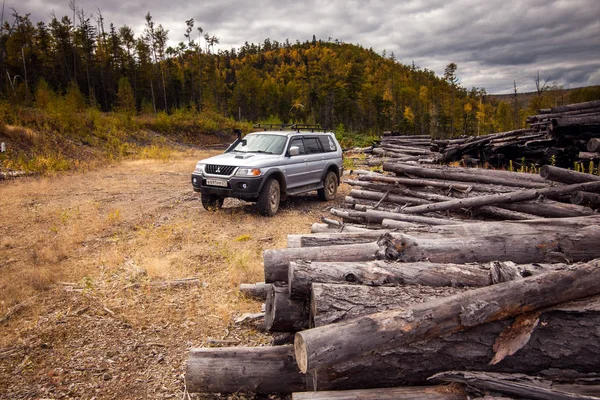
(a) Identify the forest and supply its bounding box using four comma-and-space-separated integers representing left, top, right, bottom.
1, 7, 600, 146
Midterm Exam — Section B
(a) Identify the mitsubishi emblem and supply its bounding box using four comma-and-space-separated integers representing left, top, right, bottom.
216, 167, 221, 173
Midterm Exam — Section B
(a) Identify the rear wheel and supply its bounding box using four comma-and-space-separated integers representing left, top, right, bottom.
201, 194, 223, 211
318, 171, 338, 201
257, 179, 280, 216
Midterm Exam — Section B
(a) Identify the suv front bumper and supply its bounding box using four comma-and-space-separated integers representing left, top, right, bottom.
191, 173, 263, 200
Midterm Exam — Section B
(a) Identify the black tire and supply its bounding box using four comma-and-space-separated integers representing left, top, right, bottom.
318, 171, 338, 201
201, 194, 223, 211
257, 178, 280, 216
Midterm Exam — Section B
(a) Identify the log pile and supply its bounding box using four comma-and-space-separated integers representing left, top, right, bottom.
186, 208, 600, 396
334, 162, 600, 228
438, 100, 600, 168
358, 100, 600, 170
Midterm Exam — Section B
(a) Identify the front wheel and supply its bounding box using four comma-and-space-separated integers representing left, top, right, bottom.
257, 179, 280, 216
201, 194, 223, 211
317, 171, 338, 201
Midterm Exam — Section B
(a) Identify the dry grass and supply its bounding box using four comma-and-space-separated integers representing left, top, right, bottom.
0, 151, 344, 398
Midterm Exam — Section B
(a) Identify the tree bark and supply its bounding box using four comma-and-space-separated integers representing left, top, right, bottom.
384, 163, 548, 188
263, 242, 382, 283
364, 209, 470, 225
288, 231, 388, 248
292, 385, 467, 400
265, 285, 308, 332
400, 181, 600, 214
294, 261, 600, 373
310, 223, 377, 234
540, 165, 600, 184
239, 282, 273, 300
186, 346, 305, 393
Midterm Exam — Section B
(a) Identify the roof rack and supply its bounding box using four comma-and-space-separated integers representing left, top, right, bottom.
253, 123, 325, 133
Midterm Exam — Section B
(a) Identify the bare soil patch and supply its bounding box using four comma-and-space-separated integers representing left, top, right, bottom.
0, 150, 349, 399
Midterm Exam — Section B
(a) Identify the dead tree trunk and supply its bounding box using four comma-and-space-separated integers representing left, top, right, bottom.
239, 282, 273, 300
186, 346, 305, 393
294, 261, 600, 373
263, 242, 382, 283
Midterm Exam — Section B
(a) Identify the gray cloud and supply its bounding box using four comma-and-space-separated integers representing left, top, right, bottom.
7, 0, 600, 93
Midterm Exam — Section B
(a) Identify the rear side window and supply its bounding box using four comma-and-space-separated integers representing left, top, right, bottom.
304, 137, 322, 154
318, 135, 337, 152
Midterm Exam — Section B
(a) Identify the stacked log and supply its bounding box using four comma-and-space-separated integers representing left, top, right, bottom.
436, 100, 600, 168
334, 163, 599, 229
186, 209, 600, 396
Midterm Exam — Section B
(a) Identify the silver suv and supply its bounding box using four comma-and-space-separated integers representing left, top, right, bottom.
191, 125, 343, 216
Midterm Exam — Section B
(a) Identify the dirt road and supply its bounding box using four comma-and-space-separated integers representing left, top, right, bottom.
0, 150, 347, 399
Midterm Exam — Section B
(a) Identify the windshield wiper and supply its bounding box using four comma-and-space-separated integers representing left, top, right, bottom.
249, 150, 273, 154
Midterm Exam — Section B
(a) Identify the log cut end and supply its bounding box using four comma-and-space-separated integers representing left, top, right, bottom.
294, 333, 309, 373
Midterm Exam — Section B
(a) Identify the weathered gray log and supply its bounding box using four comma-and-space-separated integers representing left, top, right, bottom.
292, 386, 467, 400
350, 189, 430, 205
263, 242, 382, 283
310, 223, 378, 234
540, 165, 600, 184
571, 191, 600, 207
579, 151, 600, 160
239, 282, 273, 300
288, 231, 387, 248
294, 261, 600, 373
587, 138, 600, 152
385, 163, 548, 188
289, 260, 561, 298
311, 294, 600, 391
186, 346, 305, 393
401, 181, 600, 214
265, 285, 308, 332
549, 100, 600, 113
499, 200, 594, 218
272, 332, 296, 345
381, 223, 600, 264
364, 209, 470, 225
431, 371, 600, 400
553, 114, 600, 128
330, 208, 365, 223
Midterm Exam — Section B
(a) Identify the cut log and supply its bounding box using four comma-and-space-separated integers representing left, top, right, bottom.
384, 163, 548, 188
549, 100, 600, 113
311, 294, 600, 391
540, 165, 600, 184
287, 231, 387, 248
587, 138, 600, 152
289, 260, 562, 298
579, 151, 600, 160
263, 241, 382, 283
292, 385, 467, 400
294, 261, 600, 373
431, 371, 600, 400
265, 285, 308, 332
239, 282, 273, 300
380, 223, 600, 264
400, 181, 600, 214
311, 221, 374, 233
365, 209, 470, 225
571, 191, 600, 207
186, 346, 305, 393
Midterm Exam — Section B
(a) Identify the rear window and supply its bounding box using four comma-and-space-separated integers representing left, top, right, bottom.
318, 135, 337, 152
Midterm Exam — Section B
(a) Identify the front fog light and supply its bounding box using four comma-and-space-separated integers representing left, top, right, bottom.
242, 183, 248, 189
192, 177, 198, 183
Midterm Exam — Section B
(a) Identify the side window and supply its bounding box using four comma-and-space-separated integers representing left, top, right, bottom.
290, 138, 305, 155
304, 137, 322, 154
318, 135, 337, 152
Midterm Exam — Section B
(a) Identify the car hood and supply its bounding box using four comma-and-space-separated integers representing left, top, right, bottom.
198, 152, 283, 168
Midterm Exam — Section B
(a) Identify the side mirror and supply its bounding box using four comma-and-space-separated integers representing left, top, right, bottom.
289, 146, 300, 156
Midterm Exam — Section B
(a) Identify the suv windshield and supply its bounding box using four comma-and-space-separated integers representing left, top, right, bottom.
231, 134, 287, 155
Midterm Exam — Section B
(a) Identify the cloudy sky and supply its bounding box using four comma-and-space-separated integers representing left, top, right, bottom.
9, 0, 600, 94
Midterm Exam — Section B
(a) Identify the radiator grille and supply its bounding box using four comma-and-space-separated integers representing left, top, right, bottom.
205, 165, 236, 175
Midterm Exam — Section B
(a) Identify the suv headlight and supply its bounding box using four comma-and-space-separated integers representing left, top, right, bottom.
194, 162, 205, 174
236, 168, 261, 176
